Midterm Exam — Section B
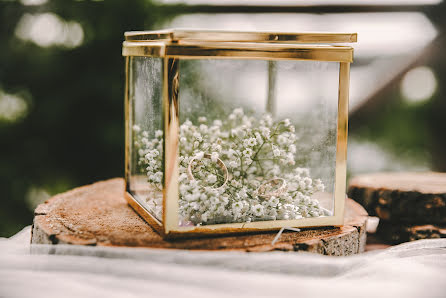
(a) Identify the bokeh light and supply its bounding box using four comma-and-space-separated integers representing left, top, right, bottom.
0, 91, 29, 123
15, 13, 84, 48
25, 187, 50, 210
401, 66, 437, 103
20, 0, 48, 6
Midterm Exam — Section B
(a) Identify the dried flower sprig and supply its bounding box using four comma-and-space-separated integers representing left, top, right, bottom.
133, 108, 327, 225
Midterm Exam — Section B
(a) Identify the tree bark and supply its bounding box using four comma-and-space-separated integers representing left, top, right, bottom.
348, 172, 446, 224
376, 222, 446, 244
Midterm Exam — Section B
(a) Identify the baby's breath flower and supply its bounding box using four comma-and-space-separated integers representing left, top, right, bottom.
236, 129, 247, 138
269, 196, 280, 207
193, 132, 203, 142
233, 108, 244, 116
201, 212, 209, 222
231, 179, 241, 188
227, 148, 236, 158
286, 153, 295, 165
232, 201, 243, 212
228, 160, 238, 168
248, 138, 257, 146
239, 188, 248, 198
211, 152, 219, 162
263, 114, 273, 126
207, 174, 217, 184
195, 152, 204, 160
255, 132, 263, 144
199, 124, 208, 132
260, 127, 270, 139
244, 158, 253, 166
132, 125, 141, 132
251, 204, 264, 217
277, 135, 287, 145
155, 130, 163, 138
136, 107, 326, 225
220, 131, 229, 138
243, 148, 253, 157
211, 143, 222, 152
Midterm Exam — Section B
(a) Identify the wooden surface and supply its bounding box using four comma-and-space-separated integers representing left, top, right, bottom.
376, 222, 446, 244
348, 172, 446, 244
32, 178, 368, 255
348, 172, 446, 223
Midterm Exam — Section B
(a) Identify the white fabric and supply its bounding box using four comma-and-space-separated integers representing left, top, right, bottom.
1, 226, 445, 298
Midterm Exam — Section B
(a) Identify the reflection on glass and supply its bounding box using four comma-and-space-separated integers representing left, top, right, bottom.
129, 58, 339, 226
128, 57, 164, 221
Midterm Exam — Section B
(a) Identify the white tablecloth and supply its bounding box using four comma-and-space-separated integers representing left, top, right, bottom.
1, 226, 445, 298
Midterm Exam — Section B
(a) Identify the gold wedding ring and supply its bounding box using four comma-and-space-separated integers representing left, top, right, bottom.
256, 178, 287, 198
187, 153, 229, 189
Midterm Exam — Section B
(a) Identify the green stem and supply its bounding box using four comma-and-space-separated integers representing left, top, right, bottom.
256, 160, 264, 176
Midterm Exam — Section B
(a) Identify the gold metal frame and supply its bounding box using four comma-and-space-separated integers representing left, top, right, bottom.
123, 29, 354, 238
122, 41, 353, 63
125, 29, 357, 44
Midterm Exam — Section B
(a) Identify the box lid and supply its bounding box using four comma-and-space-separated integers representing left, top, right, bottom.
125, 29, 357, 44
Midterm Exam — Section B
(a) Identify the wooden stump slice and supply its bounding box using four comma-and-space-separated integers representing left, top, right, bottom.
348, 172, 446, 224
376, 222, 446, 244
32, 178, 368, 255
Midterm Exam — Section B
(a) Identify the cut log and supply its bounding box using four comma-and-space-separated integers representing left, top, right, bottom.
347, 172, 446, 224
377, 221, 446, 244
32, 178, 368, 255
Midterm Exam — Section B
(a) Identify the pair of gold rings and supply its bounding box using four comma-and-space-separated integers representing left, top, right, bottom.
187, 154, 287, 198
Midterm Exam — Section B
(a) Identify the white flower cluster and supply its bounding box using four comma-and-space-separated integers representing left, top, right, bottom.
133, 126, 164, 189
133, 108, 327, 225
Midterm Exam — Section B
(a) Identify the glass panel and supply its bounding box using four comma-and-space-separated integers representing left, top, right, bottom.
175, 59, 339, 227
128, 57, 163, 222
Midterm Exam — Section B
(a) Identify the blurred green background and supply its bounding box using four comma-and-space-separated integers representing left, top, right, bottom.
0, 0, 445, 237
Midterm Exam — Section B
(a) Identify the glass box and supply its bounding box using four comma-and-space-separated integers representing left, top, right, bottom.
122, 29, 356, 238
